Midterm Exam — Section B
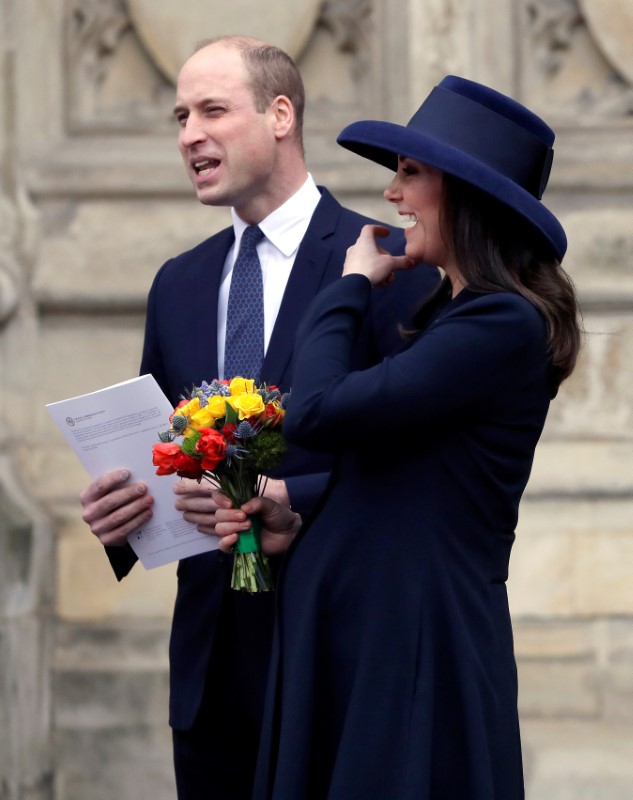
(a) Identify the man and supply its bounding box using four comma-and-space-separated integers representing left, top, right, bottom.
80, 36, 439, 800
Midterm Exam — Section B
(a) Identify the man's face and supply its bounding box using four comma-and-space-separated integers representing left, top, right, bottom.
174, 44, 280, 221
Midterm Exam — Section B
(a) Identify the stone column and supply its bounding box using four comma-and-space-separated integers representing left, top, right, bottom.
0, 1, 53, 797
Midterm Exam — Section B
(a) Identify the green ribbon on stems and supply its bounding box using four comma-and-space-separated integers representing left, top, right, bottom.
231, 515, 273, 593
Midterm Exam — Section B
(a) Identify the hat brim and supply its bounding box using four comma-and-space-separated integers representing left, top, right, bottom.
337, 120, 567, 260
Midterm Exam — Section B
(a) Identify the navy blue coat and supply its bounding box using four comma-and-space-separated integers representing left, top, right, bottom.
254, 275, 554, 799
106, 188, 439, 739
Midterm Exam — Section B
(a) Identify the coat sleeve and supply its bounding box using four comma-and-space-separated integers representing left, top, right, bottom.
283, 274, 549, 452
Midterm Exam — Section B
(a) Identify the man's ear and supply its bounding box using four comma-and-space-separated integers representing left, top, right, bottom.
270, 95, 295, 140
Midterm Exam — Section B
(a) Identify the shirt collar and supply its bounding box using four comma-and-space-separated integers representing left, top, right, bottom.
230, 174, 321, 257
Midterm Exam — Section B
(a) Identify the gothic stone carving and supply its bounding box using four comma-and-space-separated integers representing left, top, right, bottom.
64, 0, 174, 133
63, 0, 380, 134
523, 0, 633, 119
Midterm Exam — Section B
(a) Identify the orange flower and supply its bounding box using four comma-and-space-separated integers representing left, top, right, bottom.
196, 427, 227, 471
152, 442, 203, 480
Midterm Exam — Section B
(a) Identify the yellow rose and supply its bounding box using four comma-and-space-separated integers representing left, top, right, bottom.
206, 394, 230, 419
188, 395, 227, 430
189, 406, 218, 430
229, 377, 256, 395
229, 392, 265, 420
179, 397, 200, 418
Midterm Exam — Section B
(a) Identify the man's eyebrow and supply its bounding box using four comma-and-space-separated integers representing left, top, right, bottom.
173, 96, 229, 117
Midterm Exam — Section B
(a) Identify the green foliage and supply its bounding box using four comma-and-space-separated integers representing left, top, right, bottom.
248, 429, 287, 473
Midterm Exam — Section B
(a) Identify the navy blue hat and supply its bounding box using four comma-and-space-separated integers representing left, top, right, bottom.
337, 75, 566, 259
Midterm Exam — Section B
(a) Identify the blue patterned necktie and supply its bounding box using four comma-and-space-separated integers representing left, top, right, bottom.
224, 225, 265, 381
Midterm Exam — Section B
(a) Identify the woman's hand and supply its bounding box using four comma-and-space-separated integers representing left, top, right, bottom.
212, 492, 302, 556
343, 224, 415, 286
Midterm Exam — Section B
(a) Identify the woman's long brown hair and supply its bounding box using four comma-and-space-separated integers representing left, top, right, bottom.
409, 174, 582, 388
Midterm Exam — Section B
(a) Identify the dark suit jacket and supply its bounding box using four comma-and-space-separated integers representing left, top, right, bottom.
106, 187, 439, 730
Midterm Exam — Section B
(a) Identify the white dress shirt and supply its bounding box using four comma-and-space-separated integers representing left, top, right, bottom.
217, 174, 322, 379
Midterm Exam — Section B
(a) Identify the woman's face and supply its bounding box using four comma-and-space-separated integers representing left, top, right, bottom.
384, 157, 459, 282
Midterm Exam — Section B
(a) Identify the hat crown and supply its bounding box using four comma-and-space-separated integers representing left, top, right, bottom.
438, 75, 554, 148
406, 76, 554, 200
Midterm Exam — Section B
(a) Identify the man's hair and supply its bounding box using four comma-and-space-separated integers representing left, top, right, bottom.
194, 36, 305, 150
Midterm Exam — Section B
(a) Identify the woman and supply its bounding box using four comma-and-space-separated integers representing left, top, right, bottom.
214, 75, 581, 799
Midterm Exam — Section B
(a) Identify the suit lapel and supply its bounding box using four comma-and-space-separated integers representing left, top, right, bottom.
192, 227, 234, 383
262, 189, 342, 388
188, 191, 344, 389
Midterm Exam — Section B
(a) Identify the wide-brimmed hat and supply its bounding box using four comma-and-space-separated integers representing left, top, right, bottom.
337, 75, 566, 259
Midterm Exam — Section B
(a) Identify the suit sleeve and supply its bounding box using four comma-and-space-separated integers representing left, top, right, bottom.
105, 542, 138, 581
283, 274, 549, 452
102, 262, 174, 582
139, 262, 171, 398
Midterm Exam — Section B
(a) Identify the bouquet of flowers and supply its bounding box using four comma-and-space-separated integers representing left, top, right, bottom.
152, 377, 289, 592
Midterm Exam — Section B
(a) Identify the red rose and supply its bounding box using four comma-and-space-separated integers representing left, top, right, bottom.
221, 423, 237, 443
261, 402, 284, 427
196, 427, 227, 470
173, 451, 204, 480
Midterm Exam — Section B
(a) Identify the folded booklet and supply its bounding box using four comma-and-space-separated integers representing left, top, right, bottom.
46, 374, 218, 569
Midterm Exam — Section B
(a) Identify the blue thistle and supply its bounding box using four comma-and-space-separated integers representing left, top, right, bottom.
235, 421, 257, 439
225, 443, 248, 464
171, 415, 188, 434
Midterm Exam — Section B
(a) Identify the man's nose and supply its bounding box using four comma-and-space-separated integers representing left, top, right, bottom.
180, 115, 206, 147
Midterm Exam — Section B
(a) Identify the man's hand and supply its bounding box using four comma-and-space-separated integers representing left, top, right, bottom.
80, 469, 154, 547
173, 478, 221, 534
213, 493, 301, 556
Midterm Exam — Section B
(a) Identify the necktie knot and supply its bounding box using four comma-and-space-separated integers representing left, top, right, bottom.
241, 224, 264, 248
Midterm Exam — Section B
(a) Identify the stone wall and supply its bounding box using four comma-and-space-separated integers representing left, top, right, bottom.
0, 1, 631, 798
